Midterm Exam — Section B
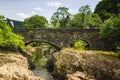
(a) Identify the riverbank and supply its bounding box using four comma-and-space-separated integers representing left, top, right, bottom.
0, 51, 43, 80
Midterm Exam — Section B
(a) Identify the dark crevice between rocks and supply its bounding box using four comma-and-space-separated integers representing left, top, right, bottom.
18, 48, 36, 70
45, 59, 55, 73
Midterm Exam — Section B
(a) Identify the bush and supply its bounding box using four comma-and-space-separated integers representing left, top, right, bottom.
74, 40, 87, 50
0, 15, 25, 50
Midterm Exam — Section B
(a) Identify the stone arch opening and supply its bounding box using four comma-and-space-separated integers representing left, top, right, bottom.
25, 40, 61, 51
70, 38, 90, 50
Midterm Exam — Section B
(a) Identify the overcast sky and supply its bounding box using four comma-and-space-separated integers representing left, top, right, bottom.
0, 0, 101, 21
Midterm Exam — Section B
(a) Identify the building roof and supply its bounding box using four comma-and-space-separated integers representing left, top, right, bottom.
6, 18, 24, 29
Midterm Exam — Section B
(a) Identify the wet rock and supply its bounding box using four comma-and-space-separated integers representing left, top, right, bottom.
67, 71, 95, 80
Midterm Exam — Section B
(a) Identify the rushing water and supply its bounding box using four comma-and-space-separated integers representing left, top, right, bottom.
32, 67, 57, 80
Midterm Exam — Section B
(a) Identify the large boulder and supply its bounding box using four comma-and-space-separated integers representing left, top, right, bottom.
52, 48, 120, 80
0, 51, 43, 80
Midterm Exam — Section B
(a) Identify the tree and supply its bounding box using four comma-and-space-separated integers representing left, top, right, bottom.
67, 14, 84, 28
68, 5, 102, 29
79, 5, 91, 14
100, 15, 120, 50
50, 7, 70, 28
24, 15, 48, 28
100, 15, 120, 39
84, 13, 102, 28
0, 15, 24, 50
94, 0, 120, 21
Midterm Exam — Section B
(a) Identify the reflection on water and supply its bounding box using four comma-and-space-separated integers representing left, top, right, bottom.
32, 67, 57, 80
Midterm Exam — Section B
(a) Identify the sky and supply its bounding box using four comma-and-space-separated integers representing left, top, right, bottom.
0, 0, 101, 21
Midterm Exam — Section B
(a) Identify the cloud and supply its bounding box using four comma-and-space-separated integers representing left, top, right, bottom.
69, 8, 77, 14
34, 7, 42, 11
31, 11, 37, 15
33, 7, 48, 12
17, 13, 29, 18
47, 1, 62, 7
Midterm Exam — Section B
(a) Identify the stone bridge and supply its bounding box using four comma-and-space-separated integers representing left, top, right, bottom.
13, 29, 104, 50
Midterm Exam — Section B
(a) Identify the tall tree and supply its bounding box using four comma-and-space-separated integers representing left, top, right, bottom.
94, 0, 120, 21
24, 15, 48, 28
50, 7, 70, 28
68, 5, 102, 29
79, 5, 91, 14
78, 5, 92, 28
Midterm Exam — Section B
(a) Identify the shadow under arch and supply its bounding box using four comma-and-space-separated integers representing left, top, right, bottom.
25, 40, 61, 51
70, 38, 90, 50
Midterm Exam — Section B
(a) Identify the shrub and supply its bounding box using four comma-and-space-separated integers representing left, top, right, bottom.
0, 15, 25, 50
74, 40, 87, 50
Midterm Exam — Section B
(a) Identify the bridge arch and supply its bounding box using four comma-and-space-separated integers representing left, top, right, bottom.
25, 39, 61, 51
69, 37, 92, 49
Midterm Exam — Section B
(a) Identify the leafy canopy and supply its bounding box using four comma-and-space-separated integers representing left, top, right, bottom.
24, 15, 48, 28
50, 7, 70, 28
94, 0, 120, 21
79, 5, 91, 15
0, 15, 24, 49
100, 15, 120, 39
100, 15, 120, 50
68, 5, 102, 29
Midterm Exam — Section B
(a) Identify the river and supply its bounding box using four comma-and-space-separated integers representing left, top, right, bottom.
32, 67, 58, 80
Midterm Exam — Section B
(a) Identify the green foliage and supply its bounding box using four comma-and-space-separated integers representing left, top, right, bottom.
94, 0, 120, 21
31, 49, 47, 67
95, 0, 120, 52
0, 15, 25, 50
67, 5, 102, 29
84, 13, 102, 28
68, 13, 102, 29
27, 30, 35, 38
24, 15, 48, 28
100, 15, 120, 51
50, 5, 102, 29
79, 5, 91, 15
100, 15, 120, 38
50, 7, 70, 28
74, 40, 88, 50
68, 14, 84, 28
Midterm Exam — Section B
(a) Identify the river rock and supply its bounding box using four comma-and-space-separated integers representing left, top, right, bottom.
67, 71, 95, 80
52, 48, 120, 80
0, 51, 43, 80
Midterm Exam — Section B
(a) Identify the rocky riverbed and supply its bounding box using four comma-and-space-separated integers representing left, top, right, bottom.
0, 48, 120, 80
